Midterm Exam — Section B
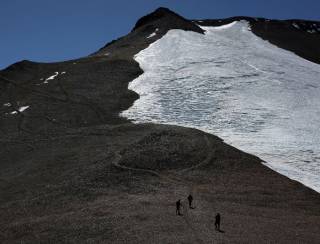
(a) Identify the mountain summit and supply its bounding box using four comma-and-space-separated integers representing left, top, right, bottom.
132, 7, 204, 33
94, 7, 203, 58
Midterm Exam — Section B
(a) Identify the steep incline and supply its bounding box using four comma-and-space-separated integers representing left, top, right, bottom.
93, 7, 204, 59
122, 21, 320, 192
0, 8, 203, 136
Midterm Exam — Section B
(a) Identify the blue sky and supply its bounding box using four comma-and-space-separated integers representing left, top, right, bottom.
1, 0, 319, 69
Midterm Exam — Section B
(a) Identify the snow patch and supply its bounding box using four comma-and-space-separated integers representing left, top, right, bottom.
18, 106, 29, 112
292, 23, 300, 29
147, 28, 160, 39
44, 72, 59, 84
147, 32, 157, 38
122, 21, 320, 192
10, 106, 30, 115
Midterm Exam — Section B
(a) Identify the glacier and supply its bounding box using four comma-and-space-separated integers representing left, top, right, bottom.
121, 21, 320, 192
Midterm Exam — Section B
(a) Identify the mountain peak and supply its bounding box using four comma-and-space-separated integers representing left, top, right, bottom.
132, 7, 179, 30
132, 7, 204, 33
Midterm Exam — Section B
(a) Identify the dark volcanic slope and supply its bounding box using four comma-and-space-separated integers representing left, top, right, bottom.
1, 124, 320, 243
0, 8, 202, 136
93, 7, 203, 59
1, 7, 320, 244
196, 17, 320, 64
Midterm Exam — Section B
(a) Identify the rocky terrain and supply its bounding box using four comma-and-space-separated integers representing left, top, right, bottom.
1, 7, 320, 243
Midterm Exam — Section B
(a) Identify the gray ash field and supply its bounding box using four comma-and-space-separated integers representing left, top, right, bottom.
1, 7, 320, 243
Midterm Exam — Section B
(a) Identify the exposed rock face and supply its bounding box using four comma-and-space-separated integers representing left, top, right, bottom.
93, 7, 204, 59
132, 7, 204, 33
1, 7, 320, 243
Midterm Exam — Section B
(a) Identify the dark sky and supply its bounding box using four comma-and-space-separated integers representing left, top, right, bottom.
1, 0, 319, 69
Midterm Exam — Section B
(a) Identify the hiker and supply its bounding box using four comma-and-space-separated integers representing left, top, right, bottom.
187, 194, 193, 209
176, 199, 182, 215
215, 213, 221, 231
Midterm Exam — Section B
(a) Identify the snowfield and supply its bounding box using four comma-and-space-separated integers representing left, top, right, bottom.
121, 21, 320, 192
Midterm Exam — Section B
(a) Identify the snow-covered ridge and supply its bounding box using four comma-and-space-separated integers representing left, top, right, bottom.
122, 21, 320, 192
209, 21, 237, 30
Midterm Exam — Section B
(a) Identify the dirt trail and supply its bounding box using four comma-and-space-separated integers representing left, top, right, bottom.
111, 134, 214, 243
111, 134, 213, 181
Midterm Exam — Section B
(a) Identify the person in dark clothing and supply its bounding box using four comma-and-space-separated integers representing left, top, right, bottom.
187, 194, 194, 209
176, 199, 182, 215
215, 213, 221, 231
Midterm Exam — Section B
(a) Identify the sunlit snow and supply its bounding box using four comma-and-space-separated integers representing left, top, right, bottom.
147, 33, 157, 38
292, 23, 300, 29
44, 72, 59, 83
122, 21, 320, 192
147, 28, 159, 39
10, 106, 30, 114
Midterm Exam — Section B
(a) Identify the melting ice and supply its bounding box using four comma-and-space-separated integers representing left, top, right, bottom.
122, 21, 320, 192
